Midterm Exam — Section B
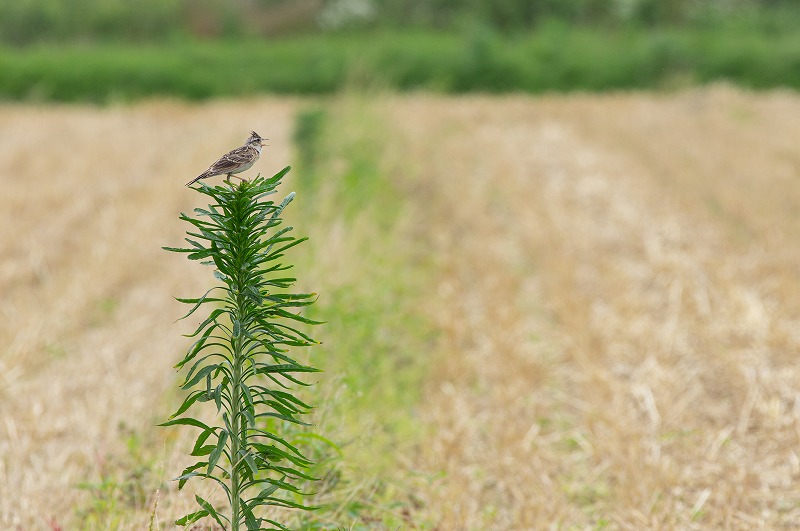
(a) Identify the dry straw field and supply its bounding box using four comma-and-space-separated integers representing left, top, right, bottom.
2, 85, 800, 529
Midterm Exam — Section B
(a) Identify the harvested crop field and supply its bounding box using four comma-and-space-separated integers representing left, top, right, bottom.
2, 86, 800, 529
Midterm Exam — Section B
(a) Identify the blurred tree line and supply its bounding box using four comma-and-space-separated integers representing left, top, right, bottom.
1, 0, 797, 45
374, 0, 798, 28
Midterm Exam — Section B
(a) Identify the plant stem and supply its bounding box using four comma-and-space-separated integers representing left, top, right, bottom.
230, 225, 245, 529
229, 184, 246, 531
230, 333, 242, 531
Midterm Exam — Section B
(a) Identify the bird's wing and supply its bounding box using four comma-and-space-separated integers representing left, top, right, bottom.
224, 146, 258, 165
205, 147, 255, 174
205, 157, 242, 175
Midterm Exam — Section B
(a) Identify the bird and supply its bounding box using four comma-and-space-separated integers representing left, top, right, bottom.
186, 131, 267, 186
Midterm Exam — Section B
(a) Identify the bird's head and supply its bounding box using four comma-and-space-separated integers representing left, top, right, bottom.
247, 131, 267, 147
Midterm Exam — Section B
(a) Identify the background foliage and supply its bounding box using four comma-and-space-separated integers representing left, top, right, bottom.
1, 0, 799, 101
2, 0, 800, 44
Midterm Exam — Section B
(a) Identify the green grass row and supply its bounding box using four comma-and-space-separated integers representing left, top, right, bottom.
3, 26, 800, 103
288, 100, 439, 528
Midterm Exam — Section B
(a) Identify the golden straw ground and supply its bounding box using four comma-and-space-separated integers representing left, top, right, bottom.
2, 87, 800, 528
388, 87, 800, 529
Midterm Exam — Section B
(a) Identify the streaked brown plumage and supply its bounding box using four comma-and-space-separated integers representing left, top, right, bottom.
186, 131, 267, 186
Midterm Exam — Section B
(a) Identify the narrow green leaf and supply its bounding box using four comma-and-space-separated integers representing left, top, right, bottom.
253, 476, 304, 495
182, 363, 219, 389
245, 285, 263, 305
251, 428, 310, 458
191, 427, 215, 456
274, 307, 324, 325
250, 495, 319, 511
210, 240, 227, 272
243, 450, 259, 476
255, 481, 282, 499
208, 430, 228, 475
175, 509, 208, 526
240, 382, 254, 409
262, 519, 293, 531
252, 443, 312, 468
241, 498, 260, 530
222, 411, 233, 435
253, 387, 313, 411
268, 463, 318, 481
186, 307, 226, 338
159, 417, 211, 431
191, 445, 215, 457
188, 249, 214, 260
256, 363, 321, 375
176, 461, 206, 490
195, 494, 227, 528
242, 407, 256, 428
214, 383, 223, 412
169, 389, 205, 419
175, 325, 217, 369
162, 245, 195, 253
257, 411, 310, 426
272, 190, 295, 219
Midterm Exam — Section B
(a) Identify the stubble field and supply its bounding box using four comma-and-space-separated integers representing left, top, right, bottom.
2, 86, 800, 529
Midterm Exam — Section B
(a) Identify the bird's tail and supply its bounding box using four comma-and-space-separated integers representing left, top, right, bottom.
185, 172, 207, 186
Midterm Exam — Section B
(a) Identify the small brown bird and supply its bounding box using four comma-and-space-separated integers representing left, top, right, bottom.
186, 131, 267, 186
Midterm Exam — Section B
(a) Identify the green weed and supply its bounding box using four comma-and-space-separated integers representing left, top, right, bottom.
163, 170, 321, 529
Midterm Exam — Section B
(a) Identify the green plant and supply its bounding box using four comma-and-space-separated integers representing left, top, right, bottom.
162, 169, 321, 530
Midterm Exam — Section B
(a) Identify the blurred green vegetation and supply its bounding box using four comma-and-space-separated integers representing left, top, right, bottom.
282, 97, 440, 528
4, 25, 800, 103
2, 0, 798, 99
3, 0, 800, 45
